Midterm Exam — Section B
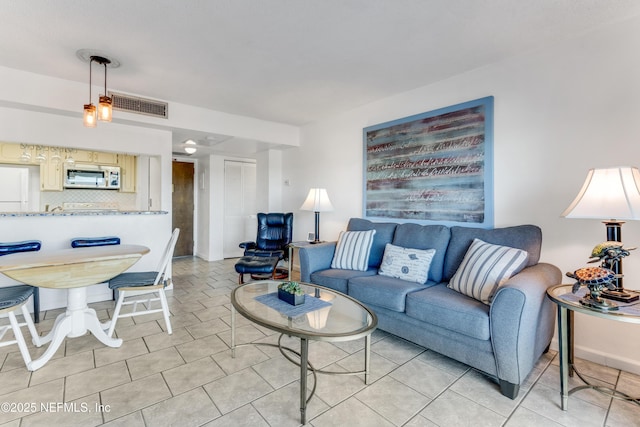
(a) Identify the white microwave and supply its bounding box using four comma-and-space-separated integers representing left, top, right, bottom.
63, 164, 121, 190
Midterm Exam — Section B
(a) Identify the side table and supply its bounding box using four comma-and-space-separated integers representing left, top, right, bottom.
287, 241, 314, 281
546, 284, 640, 410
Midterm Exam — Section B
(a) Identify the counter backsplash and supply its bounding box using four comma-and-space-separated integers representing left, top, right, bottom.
40, 189, 138, 212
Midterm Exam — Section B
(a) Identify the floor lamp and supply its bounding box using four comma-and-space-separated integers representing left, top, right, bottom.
562, 166, 640, 302
300, 188, 333, 244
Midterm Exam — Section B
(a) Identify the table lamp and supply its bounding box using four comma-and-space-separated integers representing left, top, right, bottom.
561, 166, 640, 302
300, 188, 333, 244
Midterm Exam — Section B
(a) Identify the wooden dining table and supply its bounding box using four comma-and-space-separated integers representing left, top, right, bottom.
0, 244, 149, 370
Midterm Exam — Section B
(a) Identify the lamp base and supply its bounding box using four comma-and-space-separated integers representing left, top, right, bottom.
601, 289, 640, 303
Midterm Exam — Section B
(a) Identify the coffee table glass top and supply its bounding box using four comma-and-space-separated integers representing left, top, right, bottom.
231, 281, 377, 341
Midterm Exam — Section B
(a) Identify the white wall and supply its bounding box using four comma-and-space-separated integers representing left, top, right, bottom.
282, 15, 640, 374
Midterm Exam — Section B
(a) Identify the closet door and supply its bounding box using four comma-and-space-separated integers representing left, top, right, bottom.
223, 160, 256, 258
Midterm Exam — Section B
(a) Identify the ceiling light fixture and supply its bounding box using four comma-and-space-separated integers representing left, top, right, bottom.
184, 140, 197, 154
79, 50, 118, 127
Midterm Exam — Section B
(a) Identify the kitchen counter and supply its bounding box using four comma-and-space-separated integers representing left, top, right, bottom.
0, 210, 168, 217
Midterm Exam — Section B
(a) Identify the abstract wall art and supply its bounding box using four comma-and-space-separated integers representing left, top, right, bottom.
363, 96, 494, 227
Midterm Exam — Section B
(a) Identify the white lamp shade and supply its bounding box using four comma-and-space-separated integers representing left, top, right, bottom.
561, 166, 640, 220
300, 188, 334, 212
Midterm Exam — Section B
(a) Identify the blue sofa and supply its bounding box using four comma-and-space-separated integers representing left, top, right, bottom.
299, 218, 561, 399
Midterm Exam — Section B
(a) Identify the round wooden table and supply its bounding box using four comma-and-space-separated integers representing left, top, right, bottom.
0, 244, 149, 370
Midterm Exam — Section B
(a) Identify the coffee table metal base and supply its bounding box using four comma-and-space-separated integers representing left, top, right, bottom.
231, 305, 372, 424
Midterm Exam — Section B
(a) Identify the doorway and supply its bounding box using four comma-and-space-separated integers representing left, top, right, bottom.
172, 160, 194, 257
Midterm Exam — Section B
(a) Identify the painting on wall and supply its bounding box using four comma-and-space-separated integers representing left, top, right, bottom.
363, 96, 494, 227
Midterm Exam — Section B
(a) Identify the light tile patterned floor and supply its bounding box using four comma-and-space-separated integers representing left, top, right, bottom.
1, 257, 639, 426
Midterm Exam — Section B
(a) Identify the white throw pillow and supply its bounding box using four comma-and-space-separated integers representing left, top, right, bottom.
448, 238, 528, 305
331, 230, 376, 271
378, 243, 435, 284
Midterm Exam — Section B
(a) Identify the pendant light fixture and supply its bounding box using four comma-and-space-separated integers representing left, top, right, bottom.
78, 50, 119, 127
96, 56, 113, 122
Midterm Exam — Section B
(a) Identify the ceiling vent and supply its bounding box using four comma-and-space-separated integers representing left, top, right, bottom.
108, 91, 168, 119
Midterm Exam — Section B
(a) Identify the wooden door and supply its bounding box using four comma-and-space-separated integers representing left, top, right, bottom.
172, 161, 194, 257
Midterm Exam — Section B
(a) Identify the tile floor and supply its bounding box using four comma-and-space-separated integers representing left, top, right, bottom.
0, 256, 639, 426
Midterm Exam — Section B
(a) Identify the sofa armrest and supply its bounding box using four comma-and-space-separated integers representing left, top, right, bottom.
298, 242, 337, 282
490, 262, 562, 388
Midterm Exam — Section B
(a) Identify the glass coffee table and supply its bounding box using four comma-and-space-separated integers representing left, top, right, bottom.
231, 281, 377, 424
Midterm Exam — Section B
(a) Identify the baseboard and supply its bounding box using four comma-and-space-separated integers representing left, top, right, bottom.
549, 339, 640, 376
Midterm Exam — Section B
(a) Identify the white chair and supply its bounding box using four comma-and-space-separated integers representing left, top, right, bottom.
0, 285, 42, 370
107, 229, 180, 337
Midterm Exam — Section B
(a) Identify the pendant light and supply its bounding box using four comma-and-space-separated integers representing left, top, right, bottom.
97, 56, 113, 122
81, 53, 115, 127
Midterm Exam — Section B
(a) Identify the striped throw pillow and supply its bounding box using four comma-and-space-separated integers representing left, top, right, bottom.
331, 230, 377, 271
448, 238, 528, 305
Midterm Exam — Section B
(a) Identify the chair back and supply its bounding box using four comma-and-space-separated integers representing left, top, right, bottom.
0, 241, 41, 256
255, 213, 293, 251
153, 228, 180, 286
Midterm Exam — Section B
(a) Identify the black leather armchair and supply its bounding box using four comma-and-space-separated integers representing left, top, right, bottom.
239, 212, 293, 260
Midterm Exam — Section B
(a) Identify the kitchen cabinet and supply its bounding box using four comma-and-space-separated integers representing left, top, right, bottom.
40, 156, 63, 191
71, 150, 118, 165
71, 150, 95, 163
0, 143, 36, 164
92, 151, 119, 165
117, 154, 137, 193
0, 142, 135, 192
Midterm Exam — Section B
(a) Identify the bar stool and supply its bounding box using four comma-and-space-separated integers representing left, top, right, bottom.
0, 241, 42, 323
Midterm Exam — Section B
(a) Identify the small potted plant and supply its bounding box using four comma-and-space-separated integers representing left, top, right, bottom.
278, 281, 306, 306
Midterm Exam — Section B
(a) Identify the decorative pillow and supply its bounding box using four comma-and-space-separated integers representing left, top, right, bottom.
331, 230, 376, 271
448, 238, 528, 305
378, 243, 435, 284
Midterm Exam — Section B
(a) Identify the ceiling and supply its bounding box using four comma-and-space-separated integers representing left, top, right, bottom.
2, 1, 640, 156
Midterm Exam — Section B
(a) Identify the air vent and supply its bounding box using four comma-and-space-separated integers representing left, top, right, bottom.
109, 91, 168, 119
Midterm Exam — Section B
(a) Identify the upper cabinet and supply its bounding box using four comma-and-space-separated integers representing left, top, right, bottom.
40, 156, 62, 191
0, 142, 137, 192
72, 150, 118, 165
0, 143, 35, 163
91, 151, 119, 165
72, 150, 94, 163
117, 154, 137, 193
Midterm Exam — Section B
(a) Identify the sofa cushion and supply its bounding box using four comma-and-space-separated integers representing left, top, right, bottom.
392, 223, 450, 283
331, 230, 376, 271
349, 274, 431, 312
405, 283, 491, 340
310, 268, 377, 294
379, 244, 435, 284
347, 218, 397, 268
448, 239, 528, 304
443, 225, 542, 281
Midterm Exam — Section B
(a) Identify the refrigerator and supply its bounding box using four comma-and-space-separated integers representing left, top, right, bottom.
0, 166, 29, 212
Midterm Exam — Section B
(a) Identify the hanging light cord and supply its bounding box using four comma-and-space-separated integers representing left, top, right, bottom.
88, 57, 94, 103
103, 61, 107, 97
